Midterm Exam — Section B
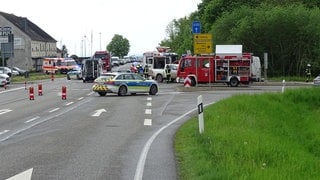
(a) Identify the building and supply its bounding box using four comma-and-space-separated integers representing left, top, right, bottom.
0, 11, 57, 71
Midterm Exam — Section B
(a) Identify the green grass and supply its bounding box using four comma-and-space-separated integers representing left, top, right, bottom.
175, 87, 320, 179
11, 72, 66, 82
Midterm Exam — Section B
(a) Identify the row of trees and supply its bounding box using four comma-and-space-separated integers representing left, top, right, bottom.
160, 0, 320, 77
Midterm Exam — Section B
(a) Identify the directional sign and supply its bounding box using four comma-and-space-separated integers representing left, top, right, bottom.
192, 21, 201, 34
193, 34, 213, 54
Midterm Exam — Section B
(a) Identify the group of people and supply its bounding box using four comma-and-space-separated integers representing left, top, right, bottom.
130, 63, 172, 83
130, 63, 150, 79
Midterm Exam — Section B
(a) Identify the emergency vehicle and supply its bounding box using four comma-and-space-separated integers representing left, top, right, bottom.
42, 58, 77, 74
177, 45, 253, 87
142, 47, 179, 82
93, 51, 111, 73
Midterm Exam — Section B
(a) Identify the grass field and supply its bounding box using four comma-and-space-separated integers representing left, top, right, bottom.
175, 87, 320, 179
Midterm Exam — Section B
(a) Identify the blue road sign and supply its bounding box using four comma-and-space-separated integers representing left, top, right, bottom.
192, 21, 201, 34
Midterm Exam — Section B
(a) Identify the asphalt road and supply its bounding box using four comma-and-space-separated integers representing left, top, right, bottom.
0, 75, 311, 180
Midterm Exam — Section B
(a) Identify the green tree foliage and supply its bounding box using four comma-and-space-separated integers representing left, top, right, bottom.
212, 4, 320, 76
107, 34, 130, 58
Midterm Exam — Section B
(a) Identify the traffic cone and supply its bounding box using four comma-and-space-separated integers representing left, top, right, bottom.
29, 87, 34, 100
62, 86, 67, 100
38, 84, 43, 96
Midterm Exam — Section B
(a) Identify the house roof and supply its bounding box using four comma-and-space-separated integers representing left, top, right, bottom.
0, 11, 56, 42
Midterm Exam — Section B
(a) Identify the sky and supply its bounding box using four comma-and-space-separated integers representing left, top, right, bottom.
2, 0, 201, 57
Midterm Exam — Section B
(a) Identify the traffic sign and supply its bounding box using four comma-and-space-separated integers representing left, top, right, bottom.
193, 33, 213, 54
192, 21, 201, 34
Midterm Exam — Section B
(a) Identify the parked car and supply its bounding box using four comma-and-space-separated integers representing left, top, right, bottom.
67, 66, 82, 80
0, 73, 10, 86
12, 66, 27, 76
313, 74, 320, 86
0, 67, 19, 77
92, 72, 158, 96
149, 63, 178, 83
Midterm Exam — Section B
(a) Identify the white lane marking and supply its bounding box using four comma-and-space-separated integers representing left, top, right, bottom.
25, 116, 40, 123
145, 109, 152, 115
6, 168, 33, 180
0, 98, 93, 142
78, 97, 84, 100
0, 109, 12, 115
146, 102, 152, 107
87, 92, 94, 96
144, 119, 152, 126
147, 97, 152, 101
134, 102, 215, 180
0, 87, 25, 94
0, 130, 10, 135
91, 109, 107, 117
65, 102, 74, 106
49, 108, 60, 113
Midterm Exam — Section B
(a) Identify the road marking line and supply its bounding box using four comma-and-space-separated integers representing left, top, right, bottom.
78, 97, 84, 100
0, 109, 12, 115
65, 102, 74, 106
88, 92, 94, 96
25, 116, 40, 123
144, 119, 152, 126
145, 109, 152, 115
91, 109, 107, 117
146, 102, 152, 106
147, 97, 152, 101
134, 102, 215, 180
0, 130, 9, 135
49, 108, 60, 113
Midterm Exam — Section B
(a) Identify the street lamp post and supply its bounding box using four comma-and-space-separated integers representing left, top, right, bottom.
99, 32, 101, 50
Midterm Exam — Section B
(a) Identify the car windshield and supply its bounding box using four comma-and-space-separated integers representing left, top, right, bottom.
98, 74, 116, 81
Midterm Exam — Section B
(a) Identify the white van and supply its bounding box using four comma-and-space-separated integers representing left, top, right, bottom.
251, 56, 261, 82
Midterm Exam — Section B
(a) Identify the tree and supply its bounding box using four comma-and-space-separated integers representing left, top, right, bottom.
107, 34, 130, 57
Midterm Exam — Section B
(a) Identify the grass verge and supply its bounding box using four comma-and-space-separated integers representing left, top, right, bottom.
175, 87, 320, 179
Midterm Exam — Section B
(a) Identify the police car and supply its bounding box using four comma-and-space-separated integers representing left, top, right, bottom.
92, 72, 158, 96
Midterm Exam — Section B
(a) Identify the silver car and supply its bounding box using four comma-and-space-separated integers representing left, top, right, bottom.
0, 73, 10, 86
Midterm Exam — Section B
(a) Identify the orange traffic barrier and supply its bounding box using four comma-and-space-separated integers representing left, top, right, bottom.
29, 87, 34, 100
62, 86, 67, 100
51, 72, 54, 81
38, 84, 43, 96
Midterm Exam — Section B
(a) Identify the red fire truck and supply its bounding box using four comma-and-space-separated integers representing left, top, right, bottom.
177, 52, 253, 87
93, 51, 111, 73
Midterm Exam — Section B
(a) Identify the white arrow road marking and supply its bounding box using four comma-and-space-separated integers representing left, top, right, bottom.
92, 109, 107, 117
0, 130, 10, 135
6, 168, 33, 180
144, 119, 152, 126
0, 109, 12, 115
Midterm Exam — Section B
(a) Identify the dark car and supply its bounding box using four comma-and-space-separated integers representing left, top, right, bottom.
12, 67, 27, 76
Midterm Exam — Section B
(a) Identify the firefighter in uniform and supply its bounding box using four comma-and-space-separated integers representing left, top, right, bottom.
305, 64, 311, 82
144, 65, 149, 79
165, 65, 171, 83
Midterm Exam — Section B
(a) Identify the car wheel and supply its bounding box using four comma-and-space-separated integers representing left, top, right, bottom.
98, 92, 106, 96
149, 84, 158, 95
118, 85, 127, 96
156, 74, 163, 83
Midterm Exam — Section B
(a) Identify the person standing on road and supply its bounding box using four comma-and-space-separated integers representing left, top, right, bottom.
305, 64, 311, 82
165, 65, 171, 83
144, 65, 149, 79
